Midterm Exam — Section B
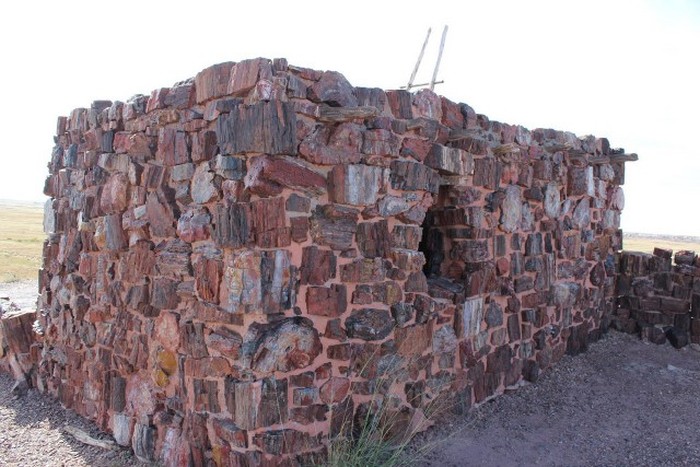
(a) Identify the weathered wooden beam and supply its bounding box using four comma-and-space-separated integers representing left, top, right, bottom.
430, 26, 448, 91
609, 153, 639, 162
316, 105, 379, 122
406, 28, 432, 91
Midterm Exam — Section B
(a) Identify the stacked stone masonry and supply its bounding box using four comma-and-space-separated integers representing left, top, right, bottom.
10, 58, 638, 464
614, 249, 700, 347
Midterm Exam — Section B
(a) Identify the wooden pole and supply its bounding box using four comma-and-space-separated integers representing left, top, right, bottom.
430, 25, 448, 91
406, 28, 432, 92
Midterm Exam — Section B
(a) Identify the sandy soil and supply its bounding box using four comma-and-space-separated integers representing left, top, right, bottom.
413, 331, 700, 467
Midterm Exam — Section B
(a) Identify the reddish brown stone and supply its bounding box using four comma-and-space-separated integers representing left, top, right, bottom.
212, 202, 252, 248
195, 62, 235, 103
328, 164, 384, 206
191, 130, 218, 163
400, 138, 432, 162
156, 128, 189, 166
224, 377, 288, 430
146, 193, 177, 238
194, 257, 222, 304
100, 173, 129, 214
307, 284, 347, 317
300, 246, 336, 285
177, 207, 211, 243
309, 204, 359, 250
356, 220, 391, 258
319, 377, 350, 404
290, 405, 327, 425
390, 160, 440, 194
245, 318, 322, 373
247, 155, 326, 195
362, 129, 400, 157
568, 166, 593, 196
473, 158, 502, 189
395, 323, 432, 357
299, 123, 364, 165
345, 308, 393, 341
290, 216, 309, 243
212, 419, 247, 449
216, 101, 296, 156
251, 197, 290, 248
228, 58, 272, 97
152, 277, 180, 310
309, 71, 358, 107
340, 258, 387, 283
386, 90, 413, 118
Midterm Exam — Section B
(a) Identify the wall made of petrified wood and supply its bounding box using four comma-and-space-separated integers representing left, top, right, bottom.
37, 57, 633, 464
614, 249, 699, 346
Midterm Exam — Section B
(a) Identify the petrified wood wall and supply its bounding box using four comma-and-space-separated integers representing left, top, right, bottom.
39, 57, 634, 464
614, 249, 699, 346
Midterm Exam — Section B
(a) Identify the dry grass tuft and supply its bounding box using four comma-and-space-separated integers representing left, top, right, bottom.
0, 201, 44, 283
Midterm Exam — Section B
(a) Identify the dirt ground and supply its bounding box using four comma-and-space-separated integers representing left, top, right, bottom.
1, 279, 699, 466
413, 331, 700, 467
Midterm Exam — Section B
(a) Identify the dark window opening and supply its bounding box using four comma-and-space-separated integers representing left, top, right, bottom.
419, 209, 444, 278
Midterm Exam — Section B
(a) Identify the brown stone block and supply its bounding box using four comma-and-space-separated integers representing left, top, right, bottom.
224, 377, 288, 430
309, 204, 359, 250
425, 144, 471, 176
227, 58, 272, 97
220, 249, 294, 314
389, 160, 440, 194
306, 284, 347, 317
216, 101, 296, 156
362, 129, 400, 157
356, 220, 391, 259
299, 123, 364, 165
212, 418, 247, 449
252, 429, 317, 456
299, 246, 336, 285
290, 217, 309, 243
243, 318, 321, 373
193, 379, 221, 412
473, 158, 502, 189
151, 277, 180, 310
345, 308, 393, 341
248, 155, 326, 196
212, 202, 252, 249
195, 62, 235, 104
191, 130, 218, 163
290, 405, 327, 425
94, 214, 127, 252
308, 70, 357, 107
567, 166, 593, 196
194, 257, 222, 304
340, 258, 387, 283
328, 164, 384, 206
156, 128, 189, 166
400, 138, 432, 162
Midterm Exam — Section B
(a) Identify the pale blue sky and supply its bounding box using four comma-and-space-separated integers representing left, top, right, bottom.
0, 0, 697, 235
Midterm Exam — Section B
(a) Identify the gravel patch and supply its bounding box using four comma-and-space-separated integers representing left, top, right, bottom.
412, 331, 700, 467
0, 373, 146, 466
0, 280, 38, 312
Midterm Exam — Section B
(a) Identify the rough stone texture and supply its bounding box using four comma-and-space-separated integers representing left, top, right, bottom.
8, 58, 637, 464
614, 250, 698, 347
